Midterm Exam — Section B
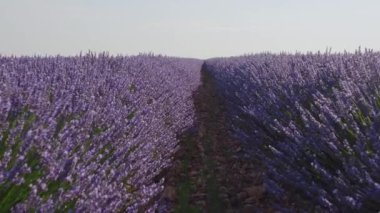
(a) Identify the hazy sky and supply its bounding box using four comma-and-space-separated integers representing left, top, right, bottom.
1, 0, 379, 58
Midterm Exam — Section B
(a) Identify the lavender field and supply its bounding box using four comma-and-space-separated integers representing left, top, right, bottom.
0, 53, 202, 212
1, 51, 380, 212
205, 50, 380, 212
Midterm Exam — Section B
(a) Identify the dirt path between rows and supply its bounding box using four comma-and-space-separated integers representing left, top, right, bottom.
155, 63, 275, 213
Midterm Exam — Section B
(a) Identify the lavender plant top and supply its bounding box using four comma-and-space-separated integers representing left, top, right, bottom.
0, 53, 202, 212
205, 50, 380, 212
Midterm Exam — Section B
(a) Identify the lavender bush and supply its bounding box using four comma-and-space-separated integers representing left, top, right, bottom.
205, 50, 380, 212
0, 53, 201, 212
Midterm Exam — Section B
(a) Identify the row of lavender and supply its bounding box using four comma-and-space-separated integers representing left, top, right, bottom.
205, 50, 380, 212
0, 53, 202, 212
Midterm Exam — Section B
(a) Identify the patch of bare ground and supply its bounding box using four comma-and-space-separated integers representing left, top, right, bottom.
155, 64, 276, 213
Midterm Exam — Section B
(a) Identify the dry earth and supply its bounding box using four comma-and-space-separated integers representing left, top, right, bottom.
154, 64, 276, 213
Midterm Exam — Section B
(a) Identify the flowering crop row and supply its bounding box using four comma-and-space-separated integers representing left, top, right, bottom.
0, 53, 202, 212
205, 50, 380, 212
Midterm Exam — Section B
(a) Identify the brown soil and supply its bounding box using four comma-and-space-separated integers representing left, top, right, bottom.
156, 64, 275, 213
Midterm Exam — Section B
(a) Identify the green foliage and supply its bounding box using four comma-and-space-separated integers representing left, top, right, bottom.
99, 147, 115, 164
55, 198, 77, 213
39, 180, 71, 201
122, 176, 138, 194
376, 96, 380, 109
352, 109, 371, 127
54, 116, 66, 139
0, 147, 43, 212
127, 111, 136, 120
345, 128, 357, 144
89, 143, 115, 165
0, 106, 30, 161
0, 183, 31, 212
92, 126, 104, 136
6, 109, 37, 170
54, 114, 80, 139
364, 140, 375, 155
0, 130, 9, 160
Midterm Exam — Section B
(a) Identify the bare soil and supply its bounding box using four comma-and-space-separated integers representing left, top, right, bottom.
156, 64, 275, 213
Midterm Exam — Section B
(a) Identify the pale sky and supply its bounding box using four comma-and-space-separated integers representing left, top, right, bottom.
1, 0, 379, 59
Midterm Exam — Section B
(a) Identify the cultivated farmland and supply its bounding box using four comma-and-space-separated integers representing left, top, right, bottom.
1, 51, 380, 212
